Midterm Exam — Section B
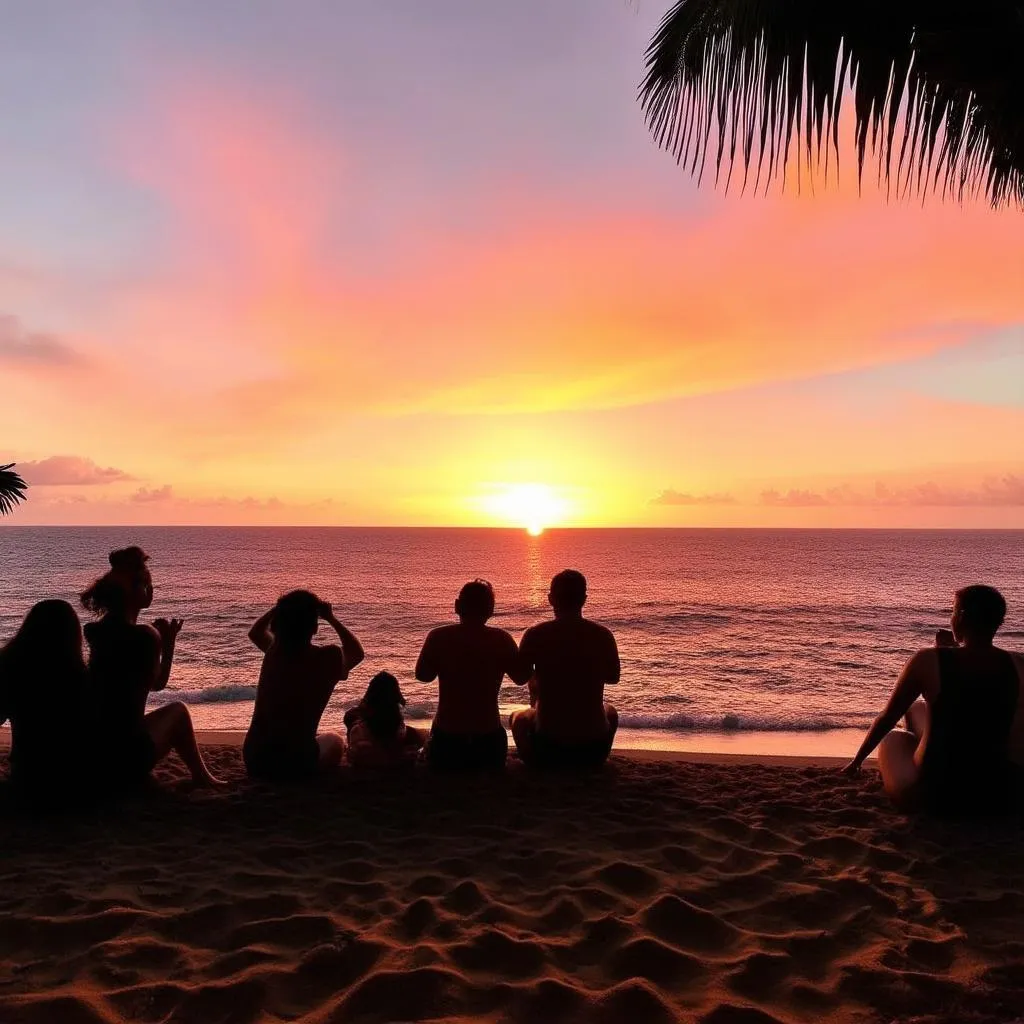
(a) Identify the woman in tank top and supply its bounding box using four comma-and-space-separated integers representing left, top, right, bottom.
845, 584, 1024, 813
82, 547, 222, 789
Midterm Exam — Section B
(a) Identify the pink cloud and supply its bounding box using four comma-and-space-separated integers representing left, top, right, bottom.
20, 456, 133, 486
0, 314, 84, 367
759, 476, 1024, 508
760, 488, 830, 508
651, 489, 735, 505
131, 485, 174, 503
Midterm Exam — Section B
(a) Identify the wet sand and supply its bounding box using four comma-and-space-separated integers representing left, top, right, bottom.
1, 743, 1023, 1023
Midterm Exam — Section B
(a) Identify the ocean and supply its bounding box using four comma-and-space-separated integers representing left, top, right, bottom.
1, 528, 1021, 755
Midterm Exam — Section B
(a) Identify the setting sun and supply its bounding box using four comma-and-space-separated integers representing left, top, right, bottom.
479, 483, 570, 535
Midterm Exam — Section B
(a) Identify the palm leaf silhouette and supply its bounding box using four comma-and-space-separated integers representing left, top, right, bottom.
0, 464, 28, 516
640, 0, 1024, 205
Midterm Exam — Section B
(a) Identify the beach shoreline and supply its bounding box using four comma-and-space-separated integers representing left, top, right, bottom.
0, 724, 871, 765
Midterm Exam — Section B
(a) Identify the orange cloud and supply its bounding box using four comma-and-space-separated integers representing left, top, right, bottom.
651, 490, 736, 506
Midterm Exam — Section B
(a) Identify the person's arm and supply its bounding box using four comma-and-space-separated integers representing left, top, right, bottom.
517, 628, 540, 704
604, 629, 621, 685
145, 622, 172, 692
506, 631, 532, 685
415, 630, 439, 683
320, 603, 364, 675
843, 651, 928, 773
248, 608, 276, 653
0, 669, 9, 728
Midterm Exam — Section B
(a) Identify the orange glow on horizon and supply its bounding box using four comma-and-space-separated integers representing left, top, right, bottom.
477, 484, 573, 534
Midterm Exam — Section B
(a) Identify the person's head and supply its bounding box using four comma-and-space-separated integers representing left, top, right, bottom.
0, 599, 85, 679
272, 589, 321, 652
549, 569, 587, 616
81, 546, 153, 618
360, 671, 406, 740
455, 579, 495, 624
951, 585, 1007, 644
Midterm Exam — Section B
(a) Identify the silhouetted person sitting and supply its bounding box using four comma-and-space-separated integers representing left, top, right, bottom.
82, 547, 222, 788
244, 591, 364, 782
0, 600, 92, 802
845, 585, 1024, 814
415, 580, 528, 772
511, 570, 620, 769
344, 671, 425, 768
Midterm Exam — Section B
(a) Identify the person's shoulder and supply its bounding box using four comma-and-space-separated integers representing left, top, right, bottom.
425, 623, 457, 643
1001, 648, 1024, 671
523, 619, 554, 638
906, 647, 940, 674
137, 623, 161, 644
317, 643, 346, 668
487, 625, 517, 644
584, 618, 617, 641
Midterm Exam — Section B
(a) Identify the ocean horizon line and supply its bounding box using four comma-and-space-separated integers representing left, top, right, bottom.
2, 524, 1023, 533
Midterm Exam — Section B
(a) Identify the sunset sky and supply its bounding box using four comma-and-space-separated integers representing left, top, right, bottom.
3, 1, 1023, 528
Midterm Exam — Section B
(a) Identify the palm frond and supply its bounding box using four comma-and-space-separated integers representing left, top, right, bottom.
0, 464, 28, 516
640, 0, 1024, 205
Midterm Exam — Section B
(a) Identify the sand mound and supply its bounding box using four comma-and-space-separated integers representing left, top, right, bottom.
1, 750, 1023, 1022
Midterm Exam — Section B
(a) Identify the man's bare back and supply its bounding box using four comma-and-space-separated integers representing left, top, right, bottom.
415, 622, 523, 734
520, 616, 619, 741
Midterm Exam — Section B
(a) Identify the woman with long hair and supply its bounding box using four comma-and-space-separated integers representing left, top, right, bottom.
344, 671, 425, 768
0, 600, 91, 798
81, 546, 221, 788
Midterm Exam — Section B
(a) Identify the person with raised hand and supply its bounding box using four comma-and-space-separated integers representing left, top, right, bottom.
82, 547, 222, 789
244, 591, 364, 782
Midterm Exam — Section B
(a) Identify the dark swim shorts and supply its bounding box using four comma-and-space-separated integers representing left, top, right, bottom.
427, 726, 508, 772
243, 739, 320, 783
529, 728, 614, 770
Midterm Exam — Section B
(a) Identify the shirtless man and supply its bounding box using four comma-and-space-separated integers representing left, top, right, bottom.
415, 580, 528, 771
244, 591, 364, 782
511, 570, 620, 769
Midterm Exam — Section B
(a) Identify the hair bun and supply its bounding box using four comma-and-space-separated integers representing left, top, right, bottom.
109, 546, 150, 573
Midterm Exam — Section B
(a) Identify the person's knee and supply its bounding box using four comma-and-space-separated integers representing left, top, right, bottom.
905, 699, 929, 735
510, 709, 535, 743
878, 732, 919, 802
877, 731, 900, 761
318, 731, 345, 766
161, 701, 195, 734
605, 704, 619, 730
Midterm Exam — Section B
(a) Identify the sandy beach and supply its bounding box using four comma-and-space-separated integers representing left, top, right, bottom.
2, 742, 1023, 1024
